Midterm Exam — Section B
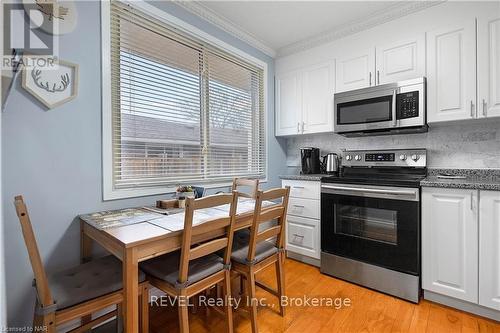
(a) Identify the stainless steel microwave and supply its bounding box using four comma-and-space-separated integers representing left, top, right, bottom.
333, 77, 427, 137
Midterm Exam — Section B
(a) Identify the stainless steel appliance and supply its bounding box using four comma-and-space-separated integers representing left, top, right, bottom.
320, 148, 427, 303
300, 147, 321, 174
334, 78, 427, 137
322, 153, 340, 175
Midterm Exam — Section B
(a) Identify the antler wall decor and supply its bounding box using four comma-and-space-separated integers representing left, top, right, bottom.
22, 57, 79, 109
31, 67, 71, 93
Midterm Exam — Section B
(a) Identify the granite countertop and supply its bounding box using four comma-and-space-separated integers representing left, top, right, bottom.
279, 174, 324, 181
421, 169, 500, 190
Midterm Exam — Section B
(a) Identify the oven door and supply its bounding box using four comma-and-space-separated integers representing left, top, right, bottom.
321, 183, 420, 275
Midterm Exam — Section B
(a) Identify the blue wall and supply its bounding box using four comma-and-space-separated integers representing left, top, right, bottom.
1, 1, 285, 326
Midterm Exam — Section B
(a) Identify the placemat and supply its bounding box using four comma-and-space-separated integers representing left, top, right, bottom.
80, 208, 163, 230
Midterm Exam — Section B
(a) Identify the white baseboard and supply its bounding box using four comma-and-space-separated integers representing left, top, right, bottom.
424, 290, 500, 322
286, 251, 320, 267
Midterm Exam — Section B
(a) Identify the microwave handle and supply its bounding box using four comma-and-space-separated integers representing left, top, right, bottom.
392, 90, 397, 127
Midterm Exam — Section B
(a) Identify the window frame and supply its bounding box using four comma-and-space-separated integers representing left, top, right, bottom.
101, 0, 268, 200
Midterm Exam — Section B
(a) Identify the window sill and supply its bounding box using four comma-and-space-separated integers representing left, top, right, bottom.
103, 178, 268, 201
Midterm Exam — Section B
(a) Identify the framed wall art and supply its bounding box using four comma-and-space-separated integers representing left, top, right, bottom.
22, 56, 79, 109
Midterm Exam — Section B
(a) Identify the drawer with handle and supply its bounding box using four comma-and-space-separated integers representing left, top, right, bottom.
282, 180, 320, 200
288, 197, 320, 219
286, 215, 320, 259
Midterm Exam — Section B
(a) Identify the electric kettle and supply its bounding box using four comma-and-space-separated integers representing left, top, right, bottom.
322, 153, 339, 175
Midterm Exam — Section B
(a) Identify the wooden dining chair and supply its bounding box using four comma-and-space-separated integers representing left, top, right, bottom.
231, 178, 260, 244
231, 178, 259, 199
14, 195, 149, 333
140, 192, 238, 333
230, 187, 290, 333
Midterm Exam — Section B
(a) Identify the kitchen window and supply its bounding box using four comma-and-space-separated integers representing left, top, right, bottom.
102, 1, 267, 199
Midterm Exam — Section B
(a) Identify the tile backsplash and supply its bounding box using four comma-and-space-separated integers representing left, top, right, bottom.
286, 119, 500, 174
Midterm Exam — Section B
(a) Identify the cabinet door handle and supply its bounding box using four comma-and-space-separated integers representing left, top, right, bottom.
297, 122, 300, 133
377, 70, 380, 85
482, 99, 487, 117
470, 100, 475, 118
301, 121, 305, 133
292, 186, 304, 189
369, 72, 372, 86
293, 234, 304, 239
293, 204, 305, 208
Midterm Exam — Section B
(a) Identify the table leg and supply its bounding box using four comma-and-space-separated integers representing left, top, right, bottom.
123, 247, 139, 333
80, 220, 93, 263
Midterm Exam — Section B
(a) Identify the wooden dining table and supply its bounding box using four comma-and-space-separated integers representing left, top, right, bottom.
79, 198, 274, 333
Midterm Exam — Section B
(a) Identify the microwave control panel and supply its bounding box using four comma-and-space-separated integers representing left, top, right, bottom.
396, 91, 419, 119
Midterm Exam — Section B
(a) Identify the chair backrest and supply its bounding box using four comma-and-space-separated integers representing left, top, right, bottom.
232, 178, 259, 199
178, 192, 238, 285
14, 195, 53, 307
246, 186, 290, 262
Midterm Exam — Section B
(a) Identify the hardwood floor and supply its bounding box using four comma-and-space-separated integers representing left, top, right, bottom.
149, 258, 499, 333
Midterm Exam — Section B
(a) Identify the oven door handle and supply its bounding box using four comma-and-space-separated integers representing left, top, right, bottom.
321, 184, 418, 201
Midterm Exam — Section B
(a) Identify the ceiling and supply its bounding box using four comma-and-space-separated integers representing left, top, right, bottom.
179, 1, 439, 57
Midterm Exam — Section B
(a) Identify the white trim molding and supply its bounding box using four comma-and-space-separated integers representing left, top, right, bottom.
101, 0, 268, 200
277, 1, 445, 57
171, 0, 444, 59
173, 0, 277, 57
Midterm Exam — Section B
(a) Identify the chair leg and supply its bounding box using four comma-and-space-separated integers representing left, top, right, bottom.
178, 298, 189, 333
239, 274, 246, 296
223, 270, 234, 333
141, 284, 149, 333
33, 300, 56, 333
33, 313, 56, 333
117, 303, 124, 333
246, 271, 258, 333
276, 254, 286, 317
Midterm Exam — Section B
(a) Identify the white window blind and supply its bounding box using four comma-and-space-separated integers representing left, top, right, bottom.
109, 2, 265, 190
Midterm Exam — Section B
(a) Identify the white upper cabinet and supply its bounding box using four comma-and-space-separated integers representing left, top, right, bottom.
275, 61, 334, 136
302, 61, 335, 134
427, 20, 477, 123
422, 187, 478, 303
335, 48, 375, 93
275, 71, 302, 136
375, 34, 426, 85
477, 11, 500, 119
479, 190, 500, 311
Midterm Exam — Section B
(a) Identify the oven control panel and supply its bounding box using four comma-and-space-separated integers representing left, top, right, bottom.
365, 153, 395, 162
342, 149, 426, 168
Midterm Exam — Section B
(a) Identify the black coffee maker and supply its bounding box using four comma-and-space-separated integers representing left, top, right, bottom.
300, 147, 321, 174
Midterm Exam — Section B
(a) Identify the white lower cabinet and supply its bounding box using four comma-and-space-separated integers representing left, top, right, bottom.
479, 191, 500, 310
282, 179, 321, 265
423, 187, 500, 313
422, 187, 478, 303
286, 215, 320, 259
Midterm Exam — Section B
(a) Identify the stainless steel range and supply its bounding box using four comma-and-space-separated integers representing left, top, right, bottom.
320, 148, 427, 303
